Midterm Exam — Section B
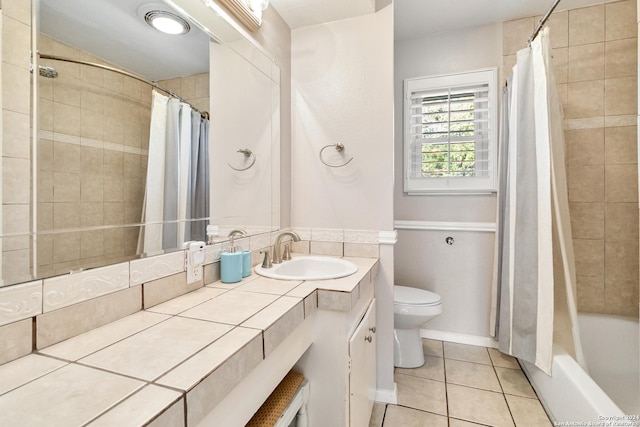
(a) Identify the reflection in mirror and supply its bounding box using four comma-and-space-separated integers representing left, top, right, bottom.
0, 0, 280, 287
210, 41, 279, 238
35, 0, 211, 279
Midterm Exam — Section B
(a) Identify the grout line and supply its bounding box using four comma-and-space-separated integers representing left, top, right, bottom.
393, 340, 555, 427
491, 358, 507, 395
380, 403, 388, 427
443, 348, 450, 420
445, 381, 506, 395
503, 392, 518, 427
487, 348, 517, 426
391, 404, 448, 419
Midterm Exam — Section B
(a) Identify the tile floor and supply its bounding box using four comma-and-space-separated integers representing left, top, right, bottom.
369, 339, 553, 427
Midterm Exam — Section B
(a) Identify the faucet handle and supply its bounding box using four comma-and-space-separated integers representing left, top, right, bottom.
283, 243, 291, 261
260, 249, 272, 268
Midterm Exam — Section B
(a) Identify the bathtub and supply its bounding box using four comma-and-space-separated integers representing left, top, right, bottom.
521, 313, 639, 424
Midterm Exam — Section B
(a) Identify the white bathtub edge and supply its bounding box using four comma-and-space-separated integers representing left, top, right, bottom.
521, 350, 625, 424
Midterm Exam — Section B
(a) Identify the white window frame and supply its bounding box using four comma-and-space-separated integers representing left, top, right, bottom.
403, 68, 498, 195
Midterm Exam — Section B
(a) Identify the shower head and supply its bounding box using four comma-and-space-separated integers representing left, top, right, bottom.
38, 65, 58, 78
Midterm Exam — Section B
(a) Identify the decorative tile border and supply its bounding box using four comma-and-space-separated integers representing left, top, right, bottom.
249, 233, 271, 252
43, 262, 130, 313
604, 115, 636, 127
564, 117, 605, 130
311, 228, 344, 242
39, 130, 149, 155
205, 243, 223, 264
0, 280, 43, 327
564, 115, 637, 130
291, 228, 311, 240
344, 229, 379, 244
130, 251, 186, 287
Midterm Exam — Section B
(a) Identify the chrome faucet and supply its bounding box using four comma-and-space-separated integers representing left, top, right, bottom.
227, 229, 247, 238
272, 231, 301, 264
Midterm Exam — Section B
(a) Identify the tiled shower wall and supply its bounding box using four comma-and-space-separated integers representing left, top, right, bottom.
503, 0, 639, 317
0, 0, 211, 286
37, 35, 151, 278
1, 1, 32, 285
157, 73, 210, 115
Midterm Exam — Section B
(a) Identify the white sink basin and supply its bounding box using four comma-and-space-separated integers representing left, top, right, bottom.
255, 256, 358, 281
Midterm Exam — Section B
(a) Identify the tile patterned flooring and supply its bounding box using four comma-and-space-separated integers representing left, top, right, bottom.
370, 339, 553, 427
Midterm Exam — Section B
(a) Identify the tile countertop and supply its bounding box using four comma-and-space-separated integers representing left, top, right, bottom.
0, 256, 378, 427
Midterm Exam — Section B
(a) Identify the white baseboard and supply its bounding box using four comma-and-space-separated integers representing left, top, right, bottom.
374, 383, 398, 404
420, 329, 498, 348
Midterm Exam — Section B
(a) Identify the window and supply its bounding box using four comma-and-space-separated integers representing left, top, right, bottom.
404, 68, 498, 194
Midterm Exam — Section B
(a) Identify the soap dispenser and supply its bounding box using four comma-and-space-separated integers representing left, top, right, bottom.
242, 249, 252, 278
220, 237, 243, 283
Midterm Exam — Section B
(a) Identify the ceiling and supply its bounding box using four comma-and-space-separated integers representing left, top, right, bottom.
267, 0, 375, 29
39, 0, 210, 81
269, 0, 619, 40
40, 0, 620, 81
393, 0, 619, 41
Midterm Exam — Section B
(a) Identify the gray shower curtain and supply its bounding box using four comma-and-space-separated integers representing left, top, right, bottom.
491, 28, 585, 375
138, 90, 210, 254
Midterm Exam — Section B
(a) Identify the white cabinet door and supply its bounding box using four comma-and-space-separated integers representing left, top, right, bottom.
349, 299, 377, 427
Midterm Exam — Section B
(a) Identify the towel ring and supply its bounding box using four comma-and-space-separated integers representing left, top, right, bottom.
319, 143, 353, 168
228, 148, 256, 171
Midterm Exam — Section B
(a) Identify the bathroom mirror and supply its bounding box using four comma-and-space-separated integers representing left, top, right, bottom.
0, 0, 279, 286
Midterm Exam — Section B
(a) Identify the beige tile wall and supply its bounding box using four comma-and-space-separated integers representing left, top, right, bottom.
157, 74, 210, 115
503, 0, 639, 318
35, 38, 211, 280
2, 1, 33, 285
0, 1, 213, 288
37, 35, 151, 278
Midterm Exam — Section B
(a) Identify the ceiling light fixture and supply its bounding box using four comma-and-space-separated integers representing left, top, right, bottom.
144, 10, 190, 35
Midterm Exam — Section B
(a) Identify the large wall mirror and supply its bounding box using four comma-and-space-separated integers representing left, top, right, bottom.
0, 0, 280, 286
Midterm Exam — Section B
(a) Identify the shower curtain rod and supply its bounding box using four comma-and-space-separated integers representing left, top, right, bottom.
527, 0, 562, 46
38, 53, 209, 120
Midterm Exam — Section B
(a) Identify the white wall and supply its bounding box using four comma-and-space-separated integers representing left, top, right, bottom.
394, 23, 503, 340
394, 23, 503, 223
395, 229, 495, 337
291, 9, 394, 231
291, 5, 396, 395
171, 0, 292, 230
247, 7, 293, 229
210, 42, 274, 230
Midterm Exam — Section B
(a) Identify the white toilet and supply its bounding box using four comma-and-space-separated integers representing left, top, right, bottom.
394, 285, 443, 368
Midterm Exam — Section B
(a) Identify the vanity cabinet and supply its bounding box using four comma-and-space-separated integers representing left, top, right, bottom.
349, 300, 377, 427
295, 284, 377, 427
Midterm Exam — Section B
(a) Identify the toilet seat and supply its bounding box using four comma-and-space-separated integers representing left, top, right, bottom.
395, 285, 441, 306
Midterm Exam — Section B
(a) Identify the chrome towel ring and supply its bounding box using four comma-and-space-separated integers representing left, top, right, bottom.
319, 142, 353, 168
228, 148, 256, 171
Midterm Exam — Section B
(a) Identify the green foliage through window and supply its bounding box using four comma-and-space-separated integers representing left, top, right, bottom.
419, 92, 477, 177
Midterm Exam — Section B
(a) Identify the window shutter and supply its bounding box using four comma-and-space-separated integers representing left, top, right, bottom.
404, 68, 497, 194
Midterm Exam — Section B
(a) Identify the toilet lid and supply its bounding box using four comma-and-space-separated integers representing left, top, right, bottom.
395, 286, 441, 306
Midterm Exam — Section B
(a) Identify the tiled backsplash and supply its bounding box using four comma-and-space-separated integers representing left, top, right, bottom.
503, 0, 639, 318
0, 228, 381, 365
